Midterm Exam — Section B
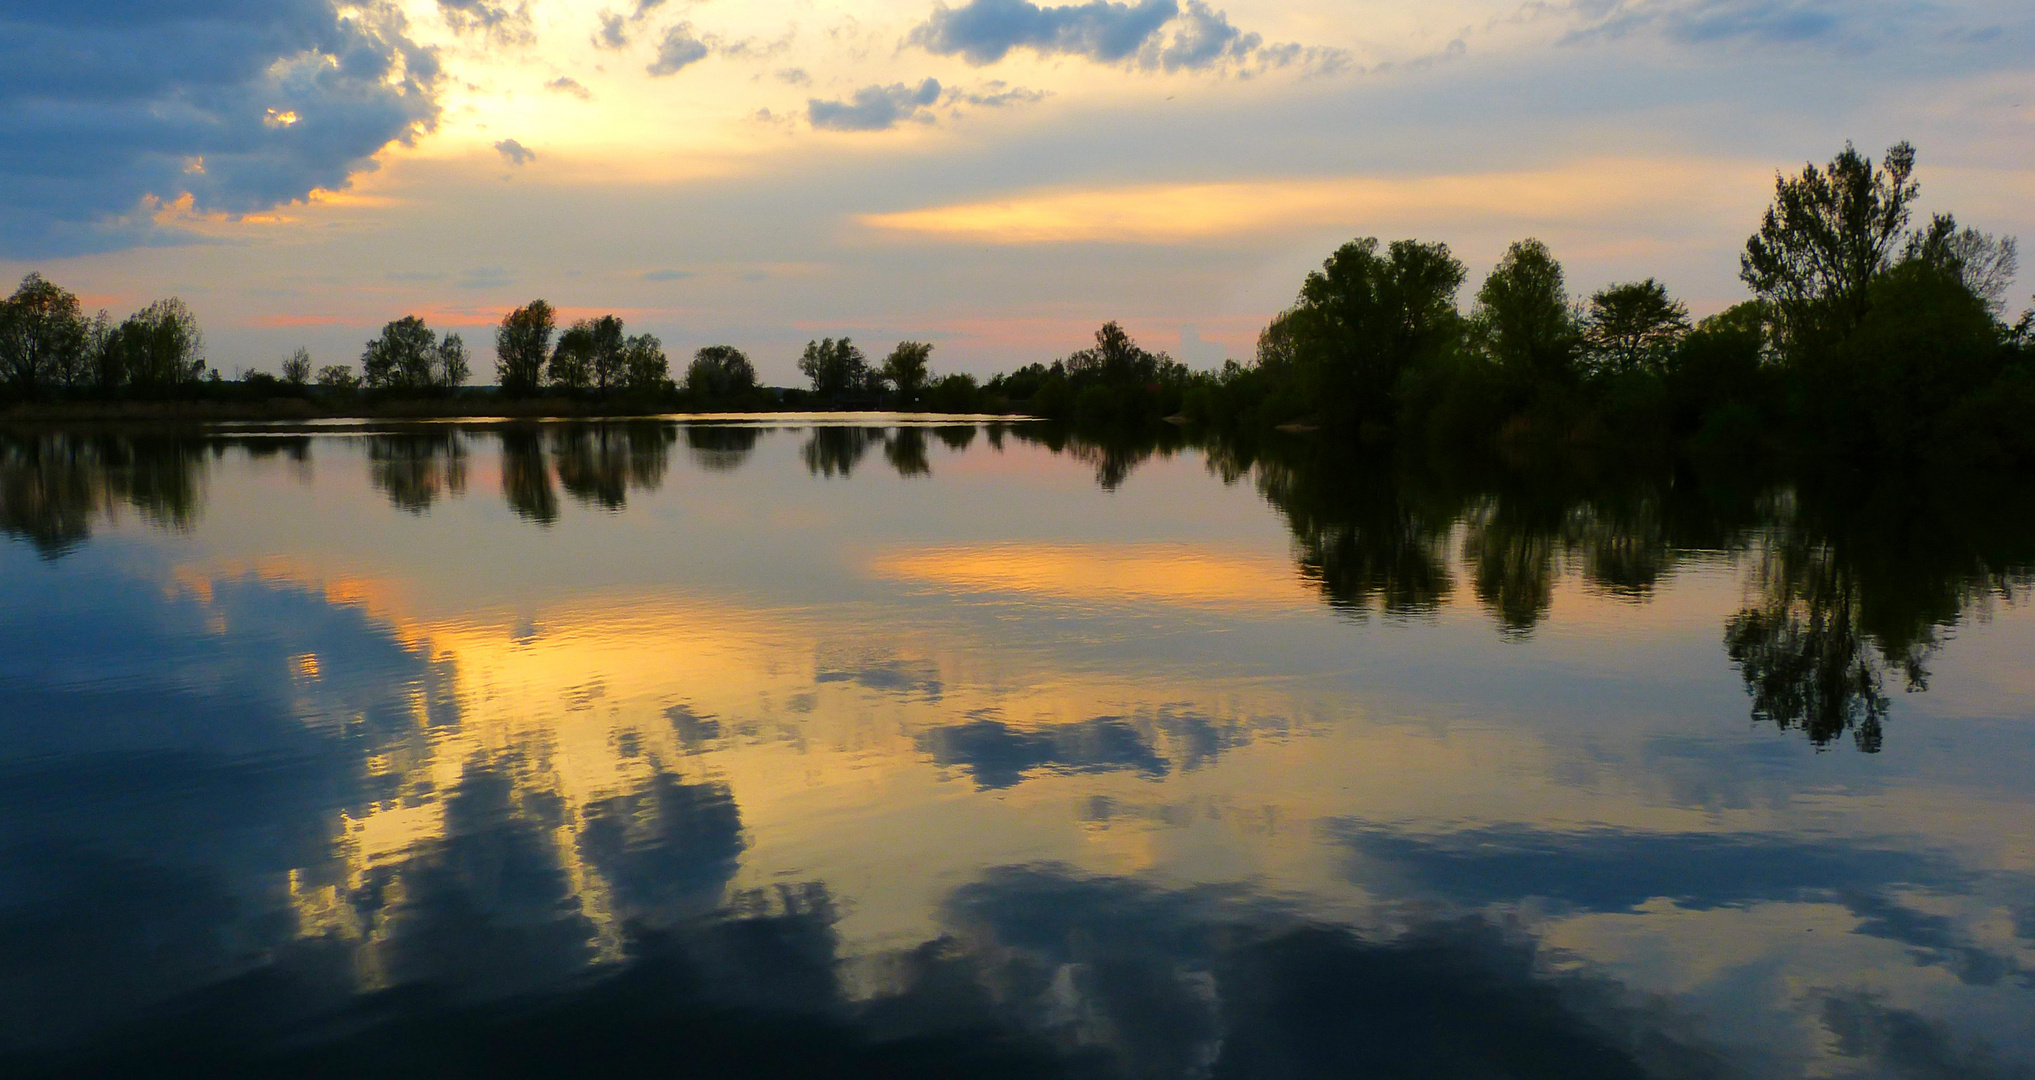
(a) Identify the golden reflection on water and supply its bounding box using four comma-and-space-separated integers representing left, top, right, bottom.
866, 543, 1317, 612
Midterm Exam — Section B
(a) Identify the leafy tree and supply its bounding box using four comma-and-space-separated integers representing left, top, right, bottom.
109, 298, 206, 389
586, 315, 626, 393
881, 341, 933, 403
622, 334, 668, 392
1901, 213, 2019, 317
1283, 239, 1468, 428
361, 316, 464, 391
1741, 141, 1918, 354
549, 322, 594, 390
316, 364, 359, 390
686, 345, 757, 398
798, 337, 871, 399
495, 300, 555, 395
282, 348, 313, 386
1065, 321, 1162, 385
1585, 279, 1689, 376
0, 273, 89, 392
926, 372, 980, 413
1474, 239, 1579, 383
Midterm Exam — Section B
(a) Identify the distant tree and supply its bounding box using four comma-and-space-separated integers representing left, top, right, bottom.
0, 273, 89, 392
437, 334, 471, 389
798, 337, 870, 398
110, 298, 206, 389
496, 300, 555, 395
926, 371, 980, 413
1585, 279, 1690, 376
282, 347, 313, 386
1283, 238, 1467, 427
1065, 322, 1162, 385
686, 345, 757, 398
622, 333, 669, 392
549, 321, 594, 390
1742, 141, 1918, 354
881, 341, 934, 403
316, 364, 359, 390
586, 315, 626, 393
1475, 239, 1580, 382
1901, 213, 2020, 317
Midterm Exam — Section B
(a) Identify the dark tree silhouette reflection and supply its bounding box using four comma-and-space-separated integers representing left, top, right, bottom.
366, 432, 468, 513
551, 422, 673, 510
0, 433, 212, 556
800, 427, 879, 479
683, 424, 760, 472
499, 428, 558, 524
884, 428, 931, 477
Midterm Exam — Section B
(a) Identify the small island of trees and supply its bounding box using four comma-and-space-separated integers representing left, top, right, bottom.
2, 141, 2028, 465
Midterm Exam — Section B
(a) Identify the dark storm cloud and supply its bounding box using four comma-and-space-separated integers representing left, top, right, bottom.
807, 78, 942, 131
0, 0, 441, 257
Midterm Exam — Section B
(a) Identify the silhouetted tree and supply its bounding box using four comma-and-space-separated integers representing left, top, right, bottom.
0, 273, 88, 392
1282, 239, 1468, 430
362, 317, 467, 391
1585, 280, 1689, 376
798, 338, 871, 399
586, 315, 626, 393
282, 348, 313, 386
366, 432, 468, 511
686, 345, 756, 398
550, 322, 594, 391
316, 364, 359, 390
1742, 141, 1918, 356
884, 428, 931, 476
496, 300, 555, 396
1475, 239, 1579, 384
1901, 213, 2019, 317
800, 426, 877, 477
104, 298, 207, 390
622, 334, 668, 393
498, 428, 558, 524
881, 341, 933, 404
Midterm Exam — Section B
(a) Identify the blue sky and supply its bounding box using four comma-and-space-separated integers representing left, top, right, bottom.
1, 0, 2029, 382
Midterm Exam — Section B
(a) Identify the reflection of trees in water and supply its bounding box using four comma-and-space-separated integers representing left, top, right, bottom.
933, 425, 976, 451
0, 433, 211, 556
500, 428, 558, 524
1008, 424, 1186, 491
884, 428, 930, 477
366, 431, 468, 513
1723, 475, 2035, 752
684, 424, 759, 472
800, 427, 879, 479
552, 423, 673, 510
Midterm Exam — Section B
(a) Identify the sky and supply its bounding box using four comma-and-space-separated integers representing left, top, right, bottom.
1, 0, 2031, 383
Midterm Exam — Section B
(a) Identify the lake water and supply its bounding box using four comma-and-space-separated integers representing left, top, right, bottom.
2, 419, 2031, 1078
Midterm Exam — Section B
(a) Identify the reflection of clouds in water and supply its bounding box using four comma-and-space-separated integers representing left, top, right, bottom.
814, 641, 943, 700
918, 706, 1262, 789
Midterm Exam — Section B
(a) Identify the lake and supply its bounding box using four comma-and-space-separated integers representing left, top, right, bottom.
2, 419, 2031, 1078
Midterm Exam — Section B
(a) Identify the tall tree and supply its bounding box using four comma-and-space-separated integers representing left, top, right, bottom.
798, 337, 870, 398
549, 322, 595, 390
495, 300, 555, 395
587, 315, 626, 393
110, 299, 206, 389
0, 274, 89, 392
1584, 279, 1689, 376
1064, 322, 1160, 385
282, 347, 313, 386
1901, 213, 2020, 317
881, 341, 933, 403
1741, 141, 1919, 354
361, 316, 439, 390
622, 334, 668, 392
1475, 239, 1579, 383
1281, 238, 1467, 428
436, 334, 471, 389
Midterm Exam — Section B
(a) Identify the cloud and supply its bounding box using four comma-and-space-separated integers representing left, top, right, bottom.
545, 76, 591, 99
647, 23, 713, 75
493, 139, 535, 166
909, 0, 1180, 65
918, 716, 1167, 789
808, 79, 943, 132
438, 0, 533, 47
595, 11, 631, 49
0, 0, 442, 257
943, 80, 1051, 107
642, 268, 694, 281
775, 67, 812, 86
906, 0, 1345, 73
457, 266, 513, 289
1561, 0, 1912, 47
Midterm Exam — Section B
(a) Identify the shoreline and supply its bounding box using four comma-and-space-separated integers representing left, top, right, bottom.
0, 398, 1026, 428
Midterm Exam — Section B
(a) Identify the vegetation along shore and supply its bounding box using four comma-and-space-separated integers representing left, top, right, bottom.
4, 142, 2029, 466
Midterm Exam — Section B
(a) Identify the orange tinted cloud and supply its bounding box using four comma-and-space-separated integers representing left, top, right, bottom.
867, 543, 1314, 612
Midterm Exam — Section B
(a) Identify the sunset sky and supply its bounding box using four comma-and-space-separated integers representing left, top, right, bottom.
3, 0, 2030, 382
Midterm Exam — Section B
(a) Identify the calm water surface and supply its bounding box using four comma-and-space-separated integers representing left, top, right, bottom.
2, 420, 2031, 1078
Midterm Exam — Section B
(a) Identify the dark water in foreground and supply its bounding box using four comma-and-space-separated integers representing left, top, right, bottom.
2, 419, 2032, 1078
